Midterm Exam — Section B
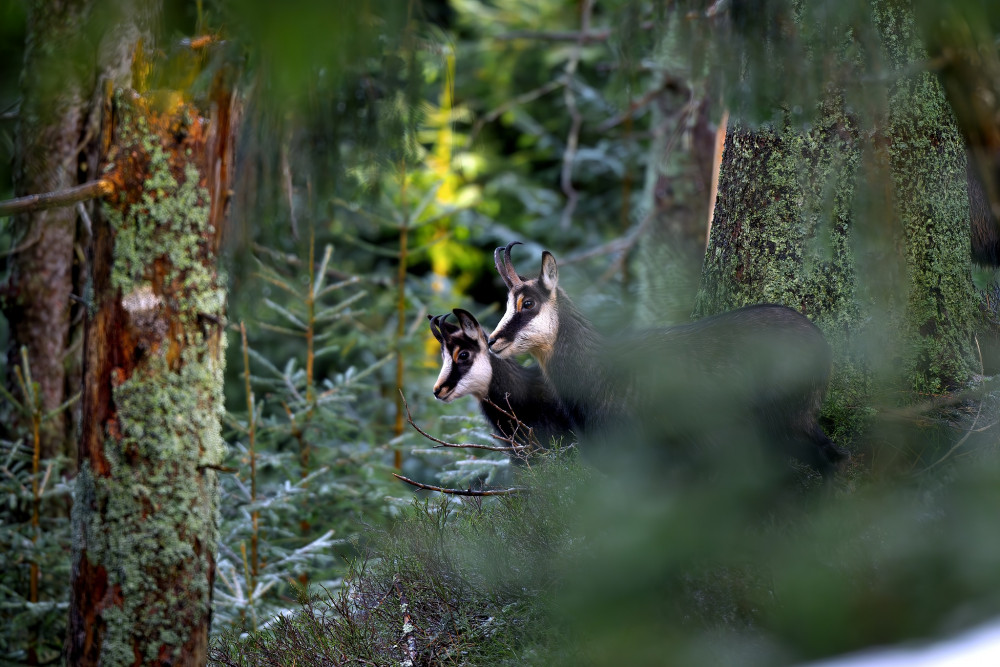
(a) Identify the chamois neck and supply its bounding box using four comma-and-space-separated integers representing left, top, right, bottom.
545, 294, 602, 371
541, 293, 615, 432
486, 354, 525, 402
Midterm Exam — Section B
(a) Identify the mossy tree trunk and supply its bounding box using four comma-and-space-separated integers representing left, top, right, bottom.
66, 70, 237, 664
693, 2, 977, 416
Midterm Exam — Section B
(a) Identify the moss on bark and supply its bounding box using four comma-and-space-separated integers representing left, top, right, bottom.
68, 86, 233, 665
690, 2, 977, 449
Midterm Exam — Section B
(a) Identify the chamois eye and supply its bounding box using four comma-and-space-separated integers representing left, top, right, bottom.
458, 350, 470, 362
522, 298, 534, 310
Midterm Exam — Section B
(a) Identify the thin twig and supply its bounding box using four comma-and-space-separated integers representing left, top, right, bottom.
559, 0, 594, 231
394, 576, 418, 667
596, 77, 687, 133
280, 133, 298, 240
399, 391, 521, 453
0, 222, 43, 258
240, 322, 259, 585
471, 77, 566, 140
920, 336, 990, 474
481, 395, 541, 453
0, 179, 113, 217
76, 201, 93, 238
495, 22, 652, 43
392, 473, 524, 496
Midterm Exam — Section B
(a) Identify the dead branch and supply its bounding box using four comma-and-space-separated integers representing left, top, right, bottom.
394, 576, 418, 667
595, 76, 689, 133
472, 77, 566, 139
559, 0, 594, 231
392, 473, 525, 496
398, 390, 523, 454
495, 22, 652, 43
0, 179, 114, 218
480, 394, 544, 455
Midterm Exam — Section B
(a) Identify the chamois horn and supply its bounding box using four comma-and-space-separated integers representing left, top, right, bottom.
494, 241, 523, 288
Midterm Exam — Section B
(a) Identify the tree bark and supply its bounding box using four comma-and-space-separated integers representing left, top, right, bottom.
694, 2, 977, 412
634, 16, 718, 326
66, 72, 236, 664
2, 0, 92, 462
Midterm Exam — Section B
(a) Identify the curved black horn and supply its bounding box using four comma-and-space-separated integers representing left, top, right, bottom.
428, 314, 445, 343
502, 241, 523, 287
436, 312, 459, 338
494, 246, 511, 288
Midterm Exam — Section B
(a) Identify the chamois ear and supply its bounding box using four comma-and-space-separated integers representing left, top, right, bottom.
453, 308, 486, 344
539, 251, 559, 292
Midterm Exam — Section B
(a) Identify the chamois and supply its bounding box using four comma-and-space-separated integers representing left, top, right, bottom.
429, 308, 573, 455
488, 242, 847, 477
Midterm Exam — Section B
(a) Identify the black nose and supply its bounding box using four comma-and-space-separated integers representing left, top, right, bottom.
487, 336, 497, 348
433, 386, 443, 397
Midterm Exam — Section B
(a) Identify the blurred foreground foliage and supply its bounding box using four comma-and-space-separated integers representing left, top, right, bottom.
2, 0, 1000, 663
211, 396, 1000, 665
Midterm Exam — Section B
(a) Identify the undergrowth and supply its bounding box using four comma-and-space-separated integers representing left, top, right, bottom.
209, 456, 589, 666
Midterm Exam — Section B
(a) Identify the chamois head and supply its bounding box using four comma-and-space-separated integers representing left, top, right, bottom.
429, 309, 493, 402
488, 242, 561, 362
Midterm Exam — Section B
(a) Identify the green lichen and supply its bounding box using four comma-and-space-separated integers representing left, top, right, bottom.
88, 342, 226, 664
874, 3, 978, 393
104, 95, 223, 323
693, 1, 978, 440
88, 92, 228, 662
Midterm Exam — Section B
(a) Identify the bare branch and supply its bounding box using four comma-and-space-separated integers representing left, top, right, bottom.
595, 76, 689, 133
393, 473, 525, 496
472, 77, 566, 139
398, 390, 522, 453
495, 22, 652, 43
394, 576, 418, 666
0, 179, 114, 218
559, 0, 594, 230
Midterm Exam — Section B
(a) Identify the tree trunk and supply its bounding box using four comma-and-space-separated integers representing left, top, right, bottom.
694, 2, 977, 414
634, 16, 718, 326
2, 0, 91, 461
66, 70, 236, 664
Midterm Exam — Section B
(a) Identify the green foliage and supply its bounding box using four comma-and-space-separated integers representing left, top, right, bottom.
2, 0, 1000, 663
0, 351, 75, 664
0, 439, 73, 664
210, 455, 590, 666
214, 242, 400, 630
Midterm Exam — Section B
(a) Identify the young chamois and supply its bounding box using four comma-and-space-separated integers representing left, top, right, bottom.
430, 308, 573, 456
487, 242, 847, 477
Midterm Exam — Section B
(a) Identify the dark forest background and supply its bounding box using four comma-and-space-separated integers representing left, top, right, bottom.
2, 0, 1000, 665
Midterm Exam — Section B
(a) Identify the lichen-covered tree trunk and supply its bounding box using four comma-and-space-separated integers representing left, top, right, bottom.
66, 77, 236, 664
1, 0, 92, 460
694, 2, 976, 404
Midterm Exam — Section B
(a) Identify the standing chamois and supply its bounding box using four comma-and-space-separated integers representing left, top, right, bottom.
430, 308, 573, 456
487, 242, 847, 477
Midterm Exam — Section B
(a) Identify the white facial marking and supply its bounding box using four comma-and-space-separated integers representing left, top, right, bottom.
433, 352, 454, 401
490, 291, 519, 357
513, 297, 558, 361
491, 287, 559, 361
434, 336, 494, 402
451, 351, 492, 401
